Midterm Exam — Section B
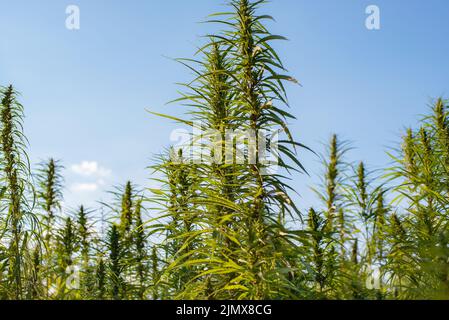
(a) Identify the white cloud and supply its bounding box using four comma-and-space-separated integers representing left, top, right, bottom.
70, 183, 98, 192
70, 161, 111, 177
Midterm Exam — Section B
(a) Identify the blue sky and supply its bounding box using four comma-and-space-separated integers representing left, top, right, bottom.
1, 0, 449, 211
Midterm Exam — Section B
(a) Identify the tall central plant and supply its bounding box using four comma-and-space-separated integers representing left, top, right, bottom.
150, 0, 307, 300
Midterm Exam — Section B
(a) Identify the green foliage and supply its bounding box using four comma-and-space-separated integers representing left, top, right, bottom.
107, 224, 124, 300
0, 85, 37, 299
0, 0, 448, 301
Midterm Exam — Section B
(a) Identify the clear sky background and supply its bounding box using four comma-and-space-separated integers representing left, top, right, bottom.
1, 0, 449, 212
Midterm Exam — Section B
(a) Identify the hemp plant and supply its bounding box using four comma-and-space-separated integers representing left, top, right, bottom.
0, 85, 37, 299
35, 158, 64, 297
150, 0, 310, 300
